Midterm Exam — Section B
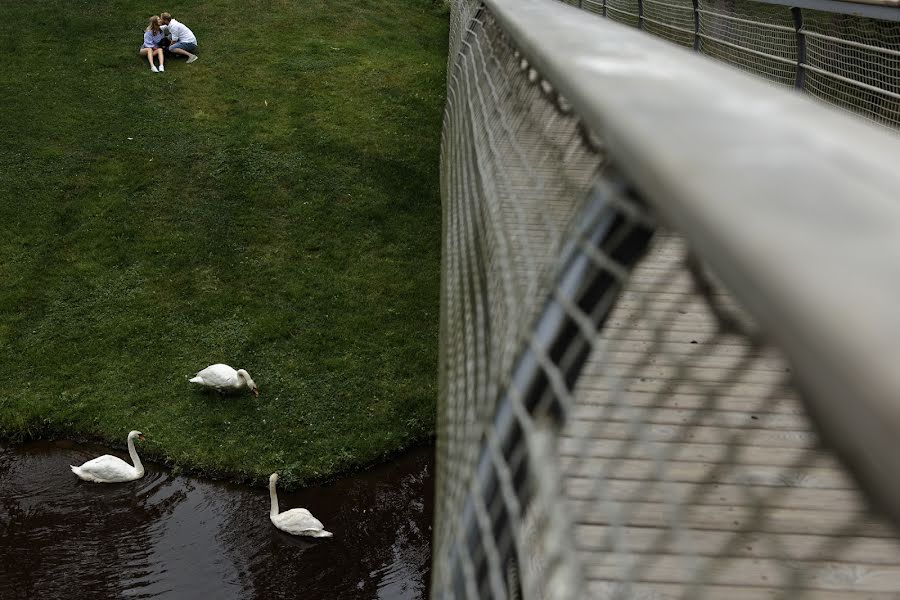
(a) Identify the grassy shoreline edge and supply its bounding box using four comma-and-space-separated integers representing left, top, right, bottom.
0, 428, 436, 490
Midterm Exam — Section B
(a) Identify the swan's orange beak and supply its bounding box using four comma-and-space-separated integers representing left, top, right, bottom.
138, 434, 146, 441
252, 388, 260, 397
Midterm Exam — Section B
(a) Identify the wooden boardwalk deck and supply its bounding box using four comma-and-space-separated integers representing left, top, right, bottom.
562, 232, 900, 598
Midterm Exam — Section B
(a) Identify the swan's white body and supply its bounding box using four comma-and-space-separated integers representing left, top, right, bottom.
269, 473, 333, 538
190, 364, 259, 396
71, 430, 145, 483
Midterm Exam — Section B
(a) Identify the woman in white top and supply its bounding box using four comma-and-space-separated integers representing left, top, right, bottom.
140, 15, 165, 72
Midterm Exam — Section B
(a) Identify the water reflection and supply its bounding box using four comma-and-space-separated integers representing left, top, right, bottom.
0, 441, 433, 599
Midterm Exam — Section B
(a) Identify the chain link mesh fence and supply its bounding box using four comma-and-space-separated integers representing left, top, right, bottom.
801, 11, 900, 128
437, 3, 609, 595
435, 1, 900, 598
557, 0, 900, 129
698, 0, 798, 85
644, 0, 696, 47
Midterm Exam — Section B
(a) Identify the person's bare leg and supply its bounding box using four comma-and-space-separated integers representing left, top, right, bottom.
156, 48, 165, 71
170, 46, 198, 63
141, 48, 158, 71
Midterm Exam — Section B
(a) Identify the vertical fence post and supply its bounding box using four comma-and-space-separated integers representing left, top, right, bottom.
638, 0, 644, 28
692, 0, 700, 51
792, 7, 806, 90
603, 0, 608, 18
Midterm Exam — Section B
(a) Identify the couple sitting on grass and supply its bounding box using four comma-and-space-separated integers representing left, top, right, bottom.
140, 13, 198, 73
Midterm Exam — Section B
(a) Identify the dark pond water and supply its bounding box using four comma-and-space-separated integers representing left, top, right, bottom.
0, 441, 433, 600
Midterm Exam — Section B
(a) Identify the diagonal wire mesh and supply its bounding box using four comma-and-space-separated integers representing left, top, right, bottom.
436, 3, 620, 595
435, 3, 657, 596
435, 1, 900, 599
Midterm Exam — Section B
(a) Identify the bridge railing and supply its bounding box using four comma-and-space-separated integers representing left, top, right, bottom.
433, 0, 900, 598
563, 0, 900, 128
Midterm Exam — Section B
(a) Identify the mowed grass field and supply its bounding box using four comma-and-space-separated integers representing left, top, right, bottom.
0, 0, 447, 486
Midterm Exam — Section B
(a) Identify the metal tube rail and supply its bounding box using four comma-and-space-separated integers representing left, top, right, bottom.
485, 0, 900, 522
697, 8, 798, 33
742, 0, 900, 21
802, 29, 900, 58
696, 32, 798, 66
803, 62, 900, 100
641, 15, 696, 35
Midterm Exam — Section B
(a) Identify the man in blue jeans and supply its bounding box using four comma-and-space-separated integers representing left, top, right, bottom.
160, 12, 198, 63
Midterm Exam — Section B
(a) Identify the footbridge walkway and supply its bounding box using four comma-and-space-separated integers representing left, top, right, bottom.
433, 1, 900, 598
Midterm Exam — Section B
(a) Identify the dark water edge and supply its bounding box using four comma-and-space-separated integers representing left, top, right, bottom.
0, 440, 434, 600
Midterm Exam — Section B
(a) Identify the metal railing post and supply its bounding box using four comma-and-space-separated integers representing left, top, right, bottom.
638, 0, 644, 28
792, 7, 807, 90
692, 0, 700, 51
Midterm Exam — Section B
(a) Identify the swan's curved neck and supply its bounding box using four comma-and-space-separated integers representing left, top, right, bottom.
269, 479, 279, 518
128, 435, 144, 476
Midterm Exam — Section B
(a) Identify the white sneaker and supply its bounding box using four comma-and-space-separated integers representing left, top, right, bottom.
158, 65, 165, 72
186, 54, 198, 64
151, 65, 159, 72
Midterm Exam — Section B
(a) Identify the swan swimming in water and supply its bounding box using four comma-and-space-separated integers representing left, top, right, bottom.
70, 430, 145, 483
189, 363, 259, 397
268, 473, 333, 538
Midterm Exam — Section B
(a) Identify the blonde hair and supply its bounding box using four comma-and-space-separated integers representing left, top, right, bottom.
147, 15, 161, 34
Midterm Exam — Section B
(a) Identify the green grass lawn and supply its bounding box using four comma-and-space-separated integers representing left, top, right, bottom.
0, 0, 448, 487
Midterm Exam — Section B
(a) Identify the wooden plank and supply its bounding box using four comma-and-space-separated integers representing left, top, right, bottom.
575, 379, 796, 399
559, 457, 857, 489
559, 440, 838, 469
573, 364, 791, 385
605, 295, 744, 312
583, 555, 900, 592
562, 422, 820, 447
590, 343, 785, 363
576, 327, 755, 344
569, 393, 806, 414
575, 525, 900, 564
565, 478, 868, 511
603, 317, 723, 334
582, 350, 790, 372
569, 405, 813, 431
582, 339, 782, 357
587, 581, 900, 599
567, 500, 891, 537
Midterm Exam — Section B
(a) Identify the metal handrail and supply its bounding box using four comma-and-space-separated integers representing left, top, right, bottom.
570, 0, 900, 108
753, 0, 900, 18
486, 0, 900, 524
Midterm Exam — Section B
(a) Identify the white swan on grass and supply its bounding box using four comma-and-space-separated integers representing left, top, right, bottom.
269, 473, 333, 538
70, 430, 145, 483
189, 363, 259, 397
